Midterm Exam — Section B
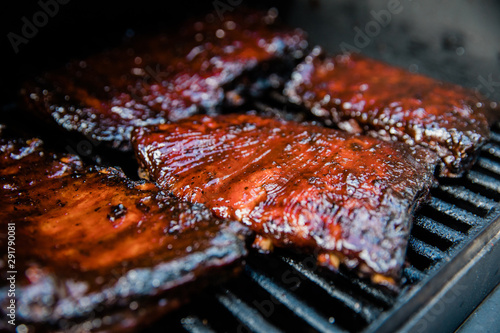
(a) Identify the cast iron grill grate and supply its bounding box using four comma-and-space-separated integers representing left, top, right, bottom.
142, 96, 500, 333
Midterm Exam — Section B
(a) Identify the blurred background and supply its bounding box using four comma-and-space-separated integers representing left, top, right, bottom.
287, 0, 500, 102
2, 0, 500, 104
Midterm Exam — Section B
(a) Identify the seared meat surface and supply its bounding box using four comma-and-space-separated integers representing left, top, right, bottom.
0, 138, 249, 332
22, 10, 307, 151
284, 50, 493, 177
132, 114, 437, 284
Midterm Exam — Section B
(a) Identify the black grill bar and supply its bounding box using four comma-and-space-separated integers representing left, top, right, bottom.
245, 265, 345, 333
425, 196, 484, 227
467, 170, 500, 195
412, 215, 465, 244
329, 271, 396, 308
408, 236, 446, 262
477, 157, 500, 176
482, 142, 500, 159
488, 131, 500, 144
479, 141, 500, 160
402, 266, 426, 284
279, 256, 383, 323
436, 185, 497, 212
216, 289, 284, 333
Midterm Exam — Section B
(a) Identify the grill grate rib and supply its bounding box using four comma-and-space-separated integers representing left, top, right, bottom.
216, 289, 284, 333
402, 265, 426, 283
488, 131, 500, 144
245, 266, 346, 333
408, 236, 446, 262
425, 196, 485, 227
412, 215, 465, 244
477, 157, 500, 177
279, 256, 383, 323
466, 170, 500, 197
436, 185, 497, 212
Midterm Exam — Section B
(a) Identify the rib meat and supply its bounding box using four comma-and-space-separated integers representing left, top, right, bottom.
284, 50, 494, 177
132, 114, 437, 284
22, 10, 307, 151
0, 138, 249, 332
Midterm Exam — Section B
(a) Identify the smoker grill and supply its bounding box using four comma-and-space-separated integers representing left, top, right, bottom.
2, 1, 499, 332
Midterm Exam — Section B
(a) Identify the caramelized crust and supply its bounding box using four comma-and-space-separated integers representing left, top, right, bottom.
0, 138, 249, 332
284, 50, 493, 177
22, 10, 307, 151
132, 114, 437, 283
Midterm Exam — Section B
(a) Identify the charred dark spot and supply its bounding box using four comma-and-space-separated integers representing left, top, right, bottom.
349, 142, 362, 151
107, 204, 128, 222
136, 201, 150, 213
79, 249, 90, 256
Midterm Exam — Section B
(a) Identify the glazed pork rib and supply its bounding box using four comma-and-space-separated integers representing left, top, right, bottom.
284, 50, 494, 177
22, 9, 307, 151
0, 138, 249, 332
132, 114, 437, 284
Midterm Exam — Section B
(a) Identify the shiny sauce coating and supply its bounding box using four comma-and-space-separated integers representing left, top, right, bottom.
132, 114, 437, 282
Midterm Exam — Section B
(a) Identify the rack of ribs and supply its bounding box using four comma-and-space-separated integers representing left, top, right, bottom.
131, 114, 437, 285
0, 137, 250, 332
21, 9, 307, 151
284, 49, 495, 177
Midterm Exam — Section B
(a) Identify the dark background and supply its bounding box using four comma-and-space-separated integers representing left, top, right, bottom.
1, 0, 222, 104
2, 0, 500, 106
